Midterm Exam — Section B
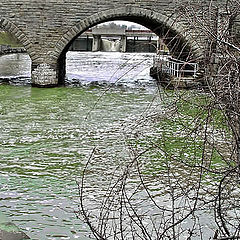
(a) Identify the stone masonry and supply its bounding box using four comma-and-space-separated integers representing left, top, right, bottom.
0, 0, 238, 86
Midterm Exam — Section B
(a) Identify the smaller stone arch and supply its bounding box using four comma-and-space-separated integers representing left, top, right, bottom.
0, 17, 34, 60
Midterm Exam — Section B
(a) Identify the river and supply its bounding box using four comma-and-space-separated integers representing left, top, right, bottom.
0, 51, 226, 240
0, 52, 163, 239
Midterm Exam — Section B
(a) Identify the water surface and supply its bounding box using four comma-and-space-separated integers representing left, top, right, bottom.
0, 52, 160, 239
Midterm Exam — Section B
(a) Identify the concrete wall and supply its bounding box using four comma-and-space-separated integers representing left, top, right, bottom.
69, 38, 93, 51
126, 39, 157, 53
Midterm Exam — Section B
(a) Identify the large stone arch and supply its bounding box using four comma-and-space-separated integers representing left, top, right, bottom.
0, 18, 34, 60
52, 6, 204, 84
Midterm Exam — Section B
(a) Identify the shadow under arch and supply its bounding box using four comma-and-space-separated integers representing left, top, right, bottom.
0, 17, 34, 61
53, 6, 203, 84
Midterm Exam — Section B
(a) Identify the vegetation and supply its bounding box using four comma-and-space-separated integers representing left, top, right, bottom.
0, 31, 22, 47
76, 1, 240, 239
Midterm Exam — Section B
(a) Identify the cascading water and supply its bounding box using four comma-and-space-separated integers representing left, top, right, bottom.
101, 39, 121, 52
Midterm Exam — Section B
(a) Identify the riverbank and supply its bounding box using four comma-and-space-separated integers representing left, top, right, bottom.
0, 31, 22, 47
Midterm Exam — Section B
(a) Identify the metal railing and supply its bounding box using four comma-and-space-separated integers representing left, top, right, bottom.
153, 56, 198, 78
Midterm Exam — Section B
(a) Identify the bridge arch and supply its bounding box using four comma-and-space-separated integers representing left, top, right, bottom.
0, 18, 34, 60
53, 6, 203, 84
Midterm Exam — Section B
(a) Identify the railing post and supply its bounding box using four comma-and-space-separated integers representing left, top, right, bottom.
176, 63, 179, 78
193, 63, 197, 77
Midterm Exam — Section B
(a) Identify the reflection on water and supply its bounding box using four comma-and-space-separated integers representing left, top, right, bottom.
0, 52, 159, 239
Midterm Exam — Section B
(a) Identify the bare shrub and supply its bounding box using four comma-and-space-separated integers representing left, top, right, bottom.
76, 1, 240, 239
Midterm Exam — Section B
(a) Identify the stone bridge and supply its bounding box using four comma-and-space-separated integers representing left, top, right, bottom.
0, 0, 238, 87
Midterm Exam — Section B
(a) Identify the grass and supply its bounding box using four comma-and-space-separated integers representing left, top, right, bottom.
0, 31, 22, 47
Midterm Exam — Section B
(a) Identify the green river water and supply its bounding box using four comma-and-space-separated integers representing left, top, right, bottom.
0, 51, 229, 240
0, 52, 164, 239
0, 85, 162, 239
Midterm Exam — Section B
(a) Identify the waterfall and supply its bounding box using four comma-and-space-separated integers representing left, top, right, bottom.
101, 39, 121, 52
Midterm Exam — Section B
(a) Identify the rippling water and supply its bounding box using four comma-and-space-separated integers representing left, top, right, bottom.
0, 52, 161, 239
66, 52, 155, 88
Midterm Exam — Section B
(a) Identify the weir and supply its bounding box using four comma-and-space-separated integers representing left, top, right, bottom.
101, 39, 121, 52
